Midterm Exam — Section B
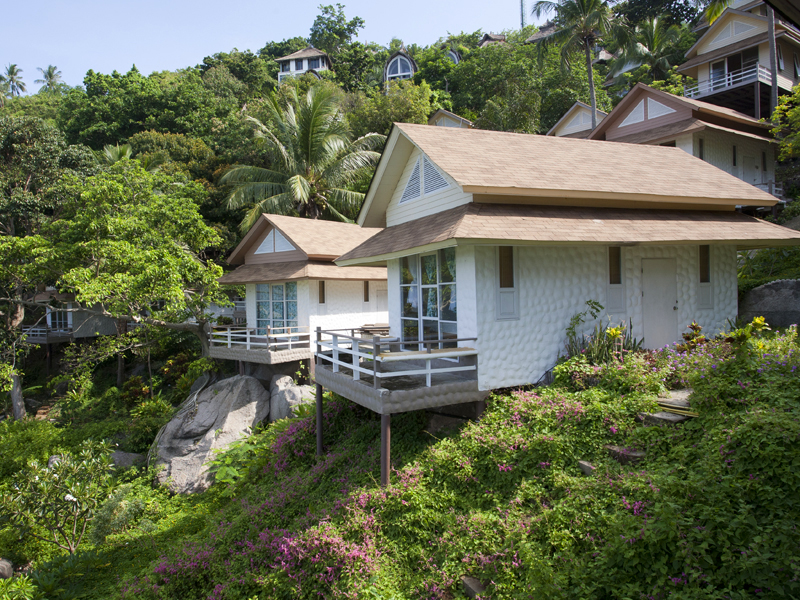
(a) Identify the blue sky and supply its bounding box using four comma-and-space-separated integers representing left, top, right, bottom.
2, 0, 544, 93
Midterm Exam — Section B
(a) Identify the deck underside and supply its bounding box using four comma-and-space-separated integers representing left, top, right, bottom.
209, 346, 311, 364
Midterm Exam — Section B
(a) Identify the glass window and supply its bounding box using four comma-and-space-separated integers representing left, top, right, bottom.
387, 56, 413, 80
733, 145, 737, 167
50, 309, 69, 331
281, 62, 290, 72
698, 138, 704, 160
777, 45, 784, 71
439, 248, 456, 282
255, 282, 297, 335
308, 57, 320, 69
401, 286, 418, 318
295, 59, 304, 70
422, 288, 438, 318
499, 247, 514, 288
399, 251, 457, 350
609, 247, 622, 285
363, 281, 370, 303
794, 53, 800, 78
401, 255, 418, 285
319, 281, 326, 304
699, 245, 711, 283
421, 254, 437, 285
440, 284, 457, 321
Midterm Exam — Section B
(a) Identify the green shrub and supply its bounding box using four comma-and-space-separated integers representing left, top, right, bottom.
90, 485, 146, 545
0, 575, 41, 600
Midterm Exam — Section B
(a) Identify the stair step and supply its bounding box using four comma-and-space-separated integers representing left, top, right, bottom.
604, 444, 646, 465
578, 460, 596, 476
640, 411, 691, 426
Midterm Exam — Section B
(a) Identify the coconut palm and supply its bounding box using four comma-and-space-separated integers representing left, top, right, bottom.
98, 143, 134, 165
35, 65, 63, 93
222, 83, 385, 231
4, 64, 26, 97
531, 0, 631, 129
609, 17, 687, 82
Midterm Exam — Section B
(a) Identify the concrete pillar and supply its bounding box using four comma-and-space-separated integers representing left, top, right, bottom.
316, 383, 323, 456
381, 413, 391, 486
238, 360, 244, 376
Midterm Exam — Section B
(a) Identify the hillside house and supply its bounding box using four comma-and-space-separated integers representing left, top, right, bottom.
588, 83, 782, 200
210, 215, 388, 366
479, 33, 507, 47
22, 290, 118, 345
678, 1, 800, 118
311, 124, 800, 484
276, 47, 331, 83
384, 49, 417, 83
547, 102, 608, 138
428, 108, 473, 129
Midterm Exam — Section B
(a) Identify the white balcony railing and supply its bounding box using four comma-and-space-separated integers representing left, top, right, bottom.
233, 301, 246, 312
754, 181, 784, 198
316, 328, 478, 388
684, 63, 771, 99
209, 326, 310, 352
21, 325, 73, 341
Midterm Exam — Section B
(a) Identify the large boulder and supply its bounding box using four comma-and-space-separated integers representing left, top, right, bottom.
110, 451, 145, 469
154, 375, 269, 494
0, 558, 12, 579
269, 375, 314, 421
739, 279, 800, 329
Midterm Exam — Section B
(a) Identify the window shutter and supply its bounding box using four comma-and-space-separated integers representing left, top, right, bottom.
400, 159, 421, 203
423, 156, 449, 195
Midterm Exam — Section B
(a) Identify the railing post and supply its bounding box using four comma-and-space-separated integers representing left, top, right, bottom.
380, 413, 391, 487
226, 327, 231, 349
315, 326, 322, 367
332, 334, 339, 373
246, 328, 250, 350
316, 383, 324, 456
373, 335, 381, 389
426, 358, 432, 387
353, 339, 360, 381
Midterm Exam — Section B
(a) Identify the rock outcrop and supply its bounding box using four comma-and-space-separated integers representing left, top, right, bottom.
269, 375, 314, 421
740, 279, 800, 329
154, 375, 269, 494
0, 558, 12, 579
110, 451, 145, 469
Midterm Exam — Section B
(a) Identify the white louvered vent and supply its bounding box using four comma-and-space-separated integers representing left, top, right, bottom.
400, 159, 421, 203
423, 156, 449, 195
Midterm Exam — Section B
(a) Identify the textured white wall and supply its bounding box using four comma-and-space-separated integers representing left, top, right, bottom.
472, 244, 738, 390
307, 279, 389, 334
695, 129, 775, 182
387, 259, 402, 338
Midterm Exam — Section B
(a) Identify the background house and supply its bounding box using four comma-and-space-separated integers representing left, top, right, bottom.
210, 215, 388, 366
546, 101, 608, 138
427, 108, 473, 129
276, 47, 331, 83
588, 83, 782, 200
678, 1, 800, 118
384, 48, 417, 83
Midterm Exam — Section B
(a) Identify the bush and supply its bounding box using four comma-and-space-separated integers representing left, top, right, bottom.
90, 485, 147, 545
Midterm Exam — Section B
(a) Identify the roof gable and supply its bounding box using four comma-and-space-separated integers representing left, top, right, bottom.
227, 214, 382, 264
686, 9, 768, 59
546, 101, 607, 136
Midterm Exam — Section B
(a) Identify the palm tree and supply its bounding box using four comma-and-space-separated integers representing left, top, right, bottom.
0, 77, 9, 108
609, 17, 687, 83
222, 83, 385, 231
4, 64, 26, 96
98, 143, 134, 165
35, 65, 63, 93
531, 0, 630, 129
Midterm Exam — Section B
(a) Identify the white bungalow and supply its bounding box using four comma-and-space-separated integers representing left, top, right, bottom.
311, 123, 800, 484
546, 101, 607, 138
276, 47, 331, 83
427, 108, 473, 129
677, 1, 800, 118
210, 215, 388, 366
23, 290, 118, 345
588, 83, 783, 199
384, 49, 417, 83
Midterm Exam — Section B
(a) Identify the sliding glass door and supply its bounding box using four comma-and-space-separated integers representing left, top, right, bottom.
256, 282, 298, 335
400, 248, 457, 350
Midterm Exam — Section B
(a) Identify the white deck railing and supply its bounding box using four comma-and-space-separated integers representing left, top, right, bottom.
754, 181, 784, 198
315, 328, 478, 388
21, 325, 73, 341
684, 64, 770, 99
209, 326, 311, 352
233, 301, 246, 312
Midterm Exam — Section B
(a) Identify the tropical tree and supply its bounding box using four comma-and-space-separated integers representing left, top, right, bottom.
609, 17, 690, 82
34, 65, 63, 93
222, 83, 384, 231
531, 0, 630, 129
0, 78, 9, 108
4, 64, 26, 97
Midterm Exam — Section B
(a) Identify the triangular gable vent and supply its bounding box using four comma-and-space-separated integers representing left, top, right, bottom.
619, 100, 645, 127
423, 156, 449, 195
733, 20, 757, 36
711, 23, 732, 45
254, 228, 297, 254
566, 112, 584, 129
647, 97, 677, 119
400, 158, 421, 203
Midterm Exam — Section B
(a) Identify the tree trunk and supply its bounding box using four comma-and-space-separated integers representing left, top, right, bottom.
767, 6, 779, 117
116, 319, 127, 388
11, 373, 25, 420
198, 321, 211, 357
585, 39, 598, 130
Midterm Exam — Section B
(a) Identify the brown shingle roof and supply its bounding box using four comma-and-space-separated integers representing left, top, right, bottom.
227, 214, 383, 264
610, 117, 773, 145
338, 203, 800, 264
393, 122, 776, 205
219, 261, 386, 284
276, 47, 328, 62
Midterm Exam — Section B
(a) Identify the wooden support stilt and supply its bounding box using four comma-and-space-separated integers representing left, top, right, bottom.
46, 343, 52, 377
754, 81, 761, 119
238, 360, 244, 376
316, 383, 324, 456
381, 413, 391, 487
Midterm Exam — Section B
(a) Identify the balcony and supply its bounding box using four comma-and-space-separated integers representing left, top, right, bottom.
208, 326, 312, 365
313, 328, 487, 416
754, 181, 784, 199
21, 325, 74, 344
684, 64, 772, 100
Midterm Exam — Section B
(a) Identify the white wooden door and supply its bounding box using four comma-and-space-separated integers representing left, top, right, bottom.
642, 258, 678, 349
743, 155, 758, 185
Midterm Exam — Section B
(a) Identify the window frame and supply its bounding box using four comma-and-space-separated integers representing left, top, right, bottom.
496, 246, 519, 321
363, 281, 370, 303
295, 59, 304, 71
256, 281, 299, 335
400, 249, 458, 349
777, 44, 785, 71
280, 61, 290, 72
318, 280, 326, 305
698, 137, 705, 160
698, 245, 714, 309
606, 246, 626, 313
